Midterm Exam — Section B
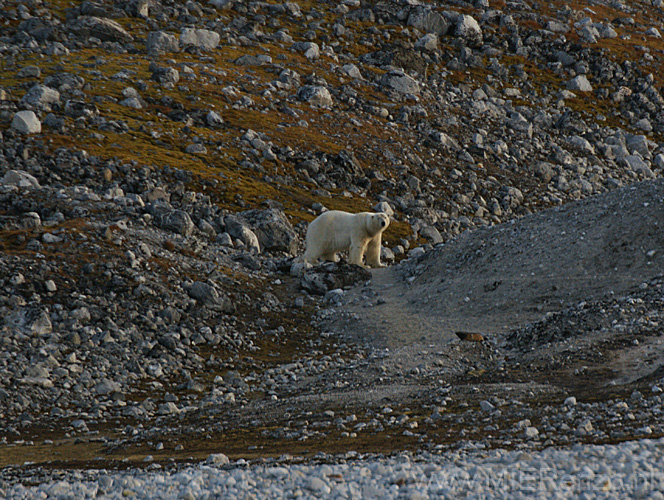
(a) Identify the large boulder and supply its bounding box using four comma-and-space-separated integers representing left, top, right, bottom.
297, 85, 333, 106
186, 281, 235, 313
147, 201, 195, 237
240, 209, 299, 255
407, 7, 449, 36
180, 28, 220, 50
11, 111, 41, 134
380, 70, 420, 95
455, 14, 483, 47
20, 84, 60, 112
147, 31, 180, 54
567, 75, 593, 92
67, 16, 134, 43
223, 215, 261, 252
1, 170, 41, 188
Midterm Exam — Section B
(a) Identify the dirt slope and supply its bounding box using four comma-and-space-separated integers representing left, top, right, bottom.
327, 179, 664, 349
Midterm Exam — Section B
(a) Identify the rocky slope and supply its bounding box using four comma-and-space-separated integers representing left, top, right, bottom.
1, 0, 664, 471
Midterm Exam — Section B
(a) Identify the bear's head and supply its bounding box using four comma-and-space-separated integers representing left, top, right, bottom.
367, 212, 390, 235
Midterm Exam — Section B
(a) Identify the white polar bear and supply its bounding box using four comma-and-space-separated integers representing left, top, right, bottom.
304, 210, 390, 268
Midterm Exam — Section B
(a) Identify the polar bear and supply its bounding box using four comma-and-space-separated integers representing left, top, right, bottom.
304, 210, 390, 268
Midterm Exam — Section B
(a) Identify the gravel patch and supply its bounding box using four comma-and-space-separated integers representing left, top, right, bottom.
4, 439, 664, 499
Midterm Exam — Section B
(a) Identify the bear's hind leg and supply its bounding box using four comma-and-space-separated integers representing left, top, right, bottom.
303, 246, 320, 264
321, 251, 339, 262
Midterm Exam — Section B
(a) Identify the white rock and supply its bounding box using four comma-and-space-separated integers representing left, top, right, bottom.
567, 75, 593, 92
646, 27, 662, 38
306, 477, 331, 495
297, 86, 333, 106
480, 400, 495, 412
206, 453, 229, 465
342, 63, 363, 79
291, 41, 320, 60
564, 396, 577, 406
374, 201, 394, 217
11, 110, 41, 134
180, 28, 220, 50
523, 426, 539, 438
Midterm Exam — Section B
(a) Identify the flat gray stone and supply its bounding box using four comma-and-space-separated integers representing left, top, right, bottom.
2, 169, 41, 188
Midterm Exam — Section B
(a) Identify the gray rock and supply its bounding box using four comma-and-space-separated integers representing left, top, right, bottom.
415, 33, 438, 51
158, 402, 180, 415
68, 16, 134, 43
188, 281, 234, 313
185, 143, 207, 155
624, 155, 654, 178
147, 31, 179, 54
1, 169, 41, 188
380, 70, 420, 95
297, 86, 333, 107
235, 54, 272, 66
533, 162, 555, 183
420, 225, 443, 244
524, 426, 539, 438
456, 14, 483, 47
64, 100, 99, 119
20, 84, 60, 112
224, 215, 261, 252
567, 75, 593, 92
206, 111, 224, 127
480, 400, 495, 412
17, 66, 41, 78
291, 41, 320, 60
11, 111, 41, 134
240, 209, 299, 255
374, 201, 394, 217
342, 64, 362, 79
407, 7, 449, 36
180, 28, 220, 50
301, 262, 371, 295
154, 208, 195, 237
95, 379, 122, 395
597, 23, 618, 38
119, 97, 144, 109
151, 67, 179, 85
44, 72, 86, 91
626, 135, 651, 158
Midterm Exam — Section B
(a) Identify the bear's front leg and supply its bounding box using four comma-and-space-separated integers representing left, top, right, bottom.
349, 242, 368, 268
365, 235, 383, 268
